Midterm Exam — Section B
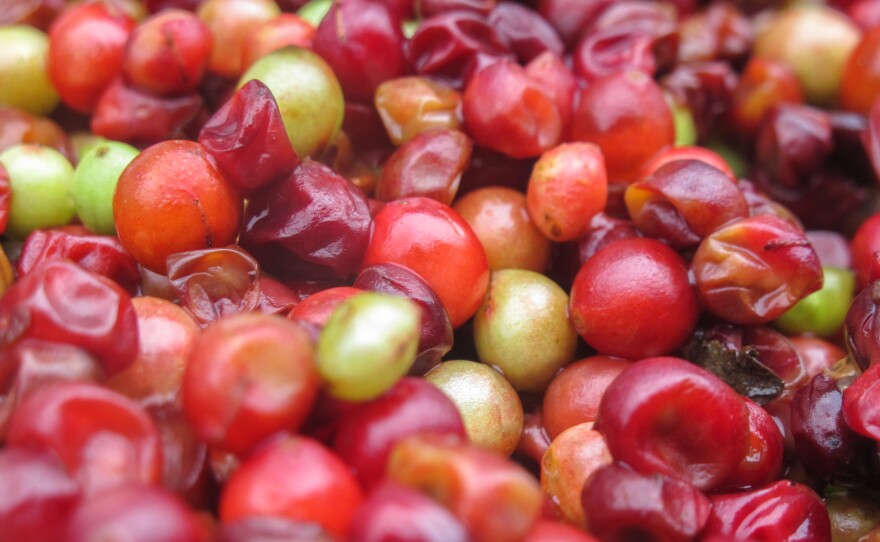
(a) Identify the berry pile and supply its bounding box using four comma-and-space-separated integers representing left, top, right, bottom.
2, 0, 880, 540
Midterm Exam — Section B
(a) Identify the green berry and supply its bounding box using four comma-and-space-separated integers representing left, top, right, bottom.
473, 269, 577, 393
317, 292, 420, 401
239, 46, 344, 158
774, 266, 855, 337
0, 144, 75, 239
73, 140, 138, 235
297, 0, 332, 27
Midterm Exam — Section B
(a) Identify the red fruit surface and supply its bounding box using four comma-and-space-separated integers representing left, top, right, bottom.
843, 363, 880, 441
48, 2, 134, 113
17, 226, 140, 294
220, 435, 364, 539
361, 197, 489, 328
198, 79, 299, 197
348, 482, 469, 542
542, 356, 631, 439
692, 214, 823, 325
332, 376, 466, 488
624, 159, 749, 248
596, 356, 751, 491
569, 70, 674, 183
406, 11, 512, 90
183, 313, 319, 456
569, 238, 699, 360
0, 447, 81, 542
851, 212, 880, 291
105, 296, 200, 407
62, 484, 207, 542
113, 140, 243, 274
312, 0, 406, 104
463, 59, 561, 159
0, 163, 9, 236
91, 78, 204, 146
581, 462, 711, 542
165, 245, 261, 327
720, 397, 785, 489
287, 286, 363, 331
0, 260, 139, 376
702, 480, 832, 541
6, 381, 163, 494
375, 128, 472, 205
527, 142, 608, 242
240, 159, 372, 281
387, 434, 543, 542
122, 9, 212, 96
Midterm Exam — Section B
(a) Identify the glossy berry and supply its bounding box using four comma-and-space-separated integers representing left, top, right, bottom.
312, 0, 406, 104
6, 381, 163, 494
62, 484, 207, 542
541, 423, 611, 527
387, 434, 543, 542
569, 70, 674, 183
569, 237, 699, 360
581, 462, 711, 542
542, 356, 632, 439
463, 59, 561, 159
48, 2, 134, 113
702, 480, 832, 540
332, 377, 466, 489
362, 197, 489, 329
113, 140, 243, 274
0, 447, 80, 542
122, 9, 212, 96
220, 435, 364, 539
349, 482, 469, 542
596, 356, 751, 491
692, 214, 823, 325
183, 313, 319, 456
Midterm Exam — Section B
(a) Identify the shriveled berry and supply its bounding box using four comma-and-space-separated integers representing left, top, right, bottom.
198, 79, 299, 197
692, 214, 823, 325
581, 462, 711, 541
240, 159, 371, 281
596, 356, 750, 491
702, 480, 832, 540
